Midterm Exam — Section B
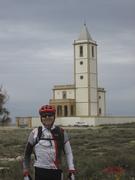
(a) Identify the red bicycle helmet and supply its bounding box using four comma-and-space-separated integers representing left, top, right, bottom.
39, 105, 56, 116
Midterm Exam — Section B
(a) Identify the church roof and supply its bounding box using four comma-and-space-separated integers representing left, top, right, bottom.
53, 84, 75, 90
78, 24, 93, 41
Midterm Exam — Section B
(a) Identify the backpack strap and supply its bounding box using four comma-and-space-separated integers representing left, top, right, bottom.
35, 126, 42, 145
51, 126, 65, 154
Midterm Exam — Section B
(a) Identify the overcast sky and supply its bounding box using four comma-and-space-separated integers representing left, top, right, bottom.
0, 0, 135, 120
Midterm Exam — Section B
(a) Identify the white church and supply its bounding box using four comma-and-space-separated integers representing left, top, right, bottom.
49, 24, 106, 118
16, 24, 135, 127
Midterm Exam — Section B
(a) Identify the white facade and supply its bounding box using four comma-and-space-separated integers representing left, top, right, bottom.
54, 88, 75, 100
74, 25, 98, 116
50, 85, 76, 117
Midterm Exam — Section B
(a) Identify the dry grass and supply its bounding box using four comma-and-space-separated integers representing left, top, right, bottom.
0, 123, 135, 179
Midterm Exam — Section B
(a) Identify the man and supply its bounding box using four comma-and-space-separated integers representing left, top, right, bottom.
23, 105, 75, 180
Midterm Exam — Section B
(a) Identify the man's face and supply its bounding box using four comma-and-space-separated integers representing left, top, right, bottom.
41, 115, 55, 129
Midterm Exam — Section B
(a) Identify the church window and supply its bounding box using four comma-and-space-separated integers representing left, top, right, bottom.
57, 106, 62, 117
99, 108, 102, 115
80, 46, 83, 57
62, 91, 67, 99
80, 75, 83, 79
92, 46, 94, 57
80, 61, 83, 65
71, 105, 74, 116
99, 96, 101, 99
64, 105, 68, 117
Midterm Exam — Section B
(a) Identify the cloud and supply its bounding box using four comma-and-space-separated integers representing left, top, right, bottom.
0, 0, 135, 120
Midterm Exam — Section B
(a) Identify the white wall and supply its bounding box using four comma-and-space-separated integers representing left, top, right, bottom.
16, 116, 135, 128
90, 74, 97, 87
75, 59, 88, 73
54, 89, 75, 99
55, 116, 135, 126
90, 103, 98, 116
76, 88, 88, 102
90, 88, 98, 101
75, 74, 88, 87
76, 103, 88, 116
90, 60, 97, 73
94, 116, 135, 126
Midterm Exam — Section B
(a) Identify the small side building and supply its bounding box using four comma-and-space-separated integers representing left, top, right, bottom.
50, 86, 106, 117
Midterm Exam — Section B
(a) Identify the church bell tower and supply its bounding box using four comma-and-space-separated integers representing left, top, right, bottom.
74, 24, 98, 116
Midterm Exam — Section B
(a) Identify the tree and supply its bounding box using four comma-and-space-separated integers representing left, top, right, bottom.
0, 86, 11, 125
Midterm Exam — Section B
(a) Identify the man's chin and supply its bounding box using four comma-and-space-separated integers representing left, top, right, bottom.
44, 124, 52, 129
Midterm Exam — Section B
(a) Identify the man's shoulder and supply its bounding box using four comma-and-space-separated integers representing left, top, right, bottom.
32, 127, 38, 133
30, 127, 39, 138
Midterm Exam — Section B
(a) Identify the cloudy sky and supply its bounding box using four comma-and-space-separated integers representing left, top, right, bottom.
0, 0, 135, 120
